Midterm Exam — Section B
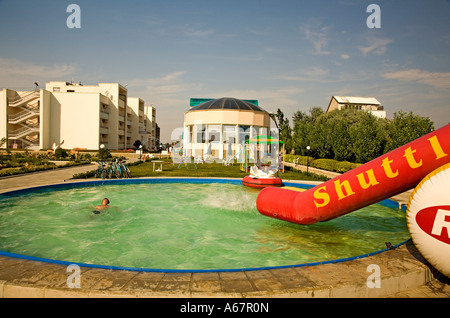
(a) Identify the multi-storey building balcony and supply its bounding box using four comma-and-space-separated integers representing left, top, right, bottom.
5, 91, 41, 150
1, 82, 157, 151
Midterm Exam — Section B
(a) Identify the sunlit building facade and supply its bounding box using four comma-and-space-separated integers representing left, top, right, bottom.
182, 97, 276, 162
0, 81, 157, 151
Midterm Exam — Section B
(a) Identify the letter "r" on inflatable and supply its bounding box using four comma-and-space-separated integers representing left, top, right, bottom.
407, 163, 450, 278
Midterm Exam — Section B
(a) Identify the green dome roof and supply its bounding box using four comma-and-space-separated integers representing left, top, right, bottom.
187, 97, 267, 113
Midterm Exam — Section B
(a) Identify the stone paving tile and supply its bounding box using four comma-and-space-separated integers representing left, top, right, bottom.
218, 271, 248, 281
190, 272, 222, 293
161, 272, 192, 282
220, 279, 255, 293
192, 272, 220, 281
89, 270, 139, 291
191, 279, 222, 293
156, 280, 191, 293
121, 271, 164, 292
251, 276, 284, 291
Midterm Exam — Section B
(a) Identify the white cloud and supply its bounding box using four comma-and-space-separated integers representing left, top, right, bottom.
128, 71, 195, 95
0, 57, 76, 88
126, 71, 205, 141
271, 66, 330, 82
382, 69, 450, 89
300, 20, 332, 56
358, 37, 393, 56
300, 21, 351, 61
183, 26, 216, 38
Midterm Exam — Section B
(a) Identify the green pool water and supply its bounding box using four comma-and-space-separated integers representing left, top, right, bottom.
0, 182, 410, 270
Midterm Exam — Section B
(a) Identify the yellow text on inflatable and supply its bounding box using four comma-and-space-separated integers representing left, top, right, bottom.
356, 169, 380, 189
381, 157, 398, 178
313, 186, 330, 208
403, 147, 423, 169
312, 133, 448, 209
428, 135, 448, 160
334, 179, 356, 200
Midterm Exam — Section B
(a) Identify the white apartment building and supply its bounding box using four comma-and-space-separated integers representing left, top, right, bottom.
0, 81, 157, 151
145, 105, 158, 151
128, 98, 158, 151
326, 96, 387, 119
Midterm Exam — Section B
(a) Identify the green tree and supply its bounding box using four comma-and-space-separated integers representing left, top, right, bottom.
292, 111, 309, 156
385, 111, 434, 152
274, 108, 293, 153
327, 111, 353, 161
291, 107, 434, 164
291, 107, 326, 156
310, 112, 334, 159
349, 111, 387, 163
98, 147, 112, 161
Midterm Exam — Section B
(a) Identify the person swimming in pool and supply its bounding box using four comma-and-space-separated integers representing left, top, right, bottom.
93, 198, 110, 214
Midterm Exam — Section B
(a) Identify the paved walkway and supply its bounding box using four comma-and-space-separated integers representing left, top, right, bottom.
0, 163, 98, 194
0, 164, 449, 298
284, 161, 342, 179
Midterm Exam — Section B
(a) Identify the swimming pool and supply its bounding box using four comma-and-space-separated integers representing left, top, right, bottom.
0, 178, 410, 272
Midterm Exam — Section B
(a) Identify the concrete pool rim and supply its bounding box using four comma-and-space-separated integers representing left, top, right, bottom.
0, 177, 410, 273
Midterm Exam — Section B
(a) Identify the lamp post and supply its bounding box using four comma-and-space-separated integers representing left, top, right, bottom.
139, 144, 143, 161
100, 144, 105, 169
306, 146, 311, 174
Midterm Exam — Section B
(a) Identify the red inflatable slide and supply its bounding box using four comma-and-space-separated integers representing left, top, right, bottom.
257, 124, 450, 225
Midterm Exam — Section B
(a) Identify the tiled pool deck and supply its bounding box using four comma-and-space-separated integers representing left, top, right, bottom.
0, 164, 449, 298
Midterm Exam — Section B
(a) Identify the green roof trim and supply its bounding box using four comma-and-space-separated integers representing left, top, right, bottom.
190, 98, 258, 107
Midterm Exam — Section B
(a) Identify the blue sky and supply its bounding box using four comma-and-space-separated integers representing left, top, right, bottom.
1, 0, 449, 142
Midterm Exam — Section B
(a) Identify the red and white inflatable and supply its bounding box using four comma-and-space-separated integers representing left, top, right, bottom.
242, 165, 283, 188
407, 163, 450, 277
242, 175, 283, 188
257, 124, 450, 225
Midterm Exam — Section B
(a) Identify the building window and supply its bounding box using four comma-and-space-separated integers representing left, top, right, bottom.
238, 125, 250, 144
223, 125, 236, 144
195, 124, 206, 143
258, 127, 268, 136
250, 126, 259, 139
53, 87, 60, 92
207, 125, 221, 143
187, 125, 193, 143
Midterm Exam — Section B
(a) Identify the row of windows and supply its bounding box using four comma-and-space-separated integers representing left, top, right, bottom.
186, 124, 273, 144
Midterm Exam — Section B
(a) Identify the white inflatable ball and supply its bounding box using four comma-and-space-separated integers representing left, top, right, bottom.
407, 163, 450, 278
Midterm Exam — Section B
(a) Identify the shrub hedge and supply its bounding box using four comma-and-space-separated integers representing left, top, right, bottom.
284, 154, 361, 173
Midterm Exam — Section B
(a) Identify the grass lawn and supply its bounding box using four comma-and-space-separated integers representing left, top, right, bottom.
127, 160, 329, 182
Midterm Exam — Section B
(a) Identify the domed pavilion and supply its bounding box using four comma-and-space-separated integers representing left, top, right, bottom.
183, 97, 275, 161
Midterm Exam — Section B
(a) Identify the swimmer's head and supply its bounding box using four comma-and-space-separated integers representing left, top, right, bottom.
102, 198, 110, 205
